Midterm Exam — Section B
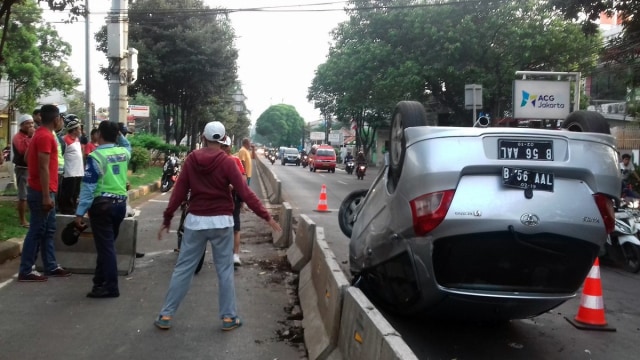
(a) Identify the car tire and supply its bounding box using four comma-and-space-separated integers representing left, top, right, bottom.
389, 101, 429, 191
561, 111, 610, 134
338, 189, 368, 238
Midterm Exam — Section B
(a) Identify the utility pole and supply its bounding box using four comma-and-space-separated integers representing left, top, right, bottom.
107, 0, 129, 124
84, 0, 92, 130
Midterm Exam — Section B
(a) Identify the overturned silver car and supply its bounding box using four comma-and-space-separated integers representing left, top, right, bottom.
339, 101, 620, 320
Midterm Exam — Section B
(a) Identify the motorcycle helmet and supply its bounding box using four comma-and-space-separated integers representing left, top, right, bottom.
61, 220, 87, 246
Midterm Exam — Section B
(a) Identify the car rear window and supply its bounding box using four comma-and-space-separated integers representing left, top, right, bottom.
317, 149, 335, 157
285, 150, 298, 155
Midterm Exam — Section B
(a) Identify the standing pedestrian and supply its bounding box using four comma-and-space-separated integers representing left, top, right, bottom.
18, 104, 71, 282
74, 120, 131, 298
12, 114, 35, 228
83, 128, 99, 160
221, 137, 246, 266
155, 121, 281, 331
237, 138, 255, 185
32, 108, 42, 128
58, 116, 84, 214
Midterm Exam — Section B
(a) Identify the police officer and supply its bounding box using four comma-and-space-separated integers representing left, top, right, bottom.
75, 121, 131, 298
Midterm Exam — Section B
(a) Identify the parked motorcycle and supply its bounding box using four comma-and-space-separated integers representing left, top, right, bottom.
301, 154, 309, 168
356, 163, 367, 180
600, 199, 640, 273
345, 161, 355, 175
161, 154, 180, 192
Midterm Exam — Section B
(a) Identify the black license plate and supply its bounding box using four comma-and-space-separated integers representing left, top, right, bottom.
502, 167, 554, 192
498, 140, 553, 161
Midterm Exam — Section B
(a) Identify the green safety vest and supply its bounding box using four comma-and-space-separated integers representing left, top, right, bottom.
54, 130, 64, 173
89, 146, 130, 197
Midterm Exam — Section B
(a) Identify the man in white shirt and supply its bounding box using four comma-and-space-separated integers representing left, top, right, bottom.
58, 116, 85, 214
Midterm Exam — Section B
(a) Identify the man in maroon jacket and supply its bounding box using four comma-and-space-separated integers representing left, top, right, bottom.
155, 121, 281, 331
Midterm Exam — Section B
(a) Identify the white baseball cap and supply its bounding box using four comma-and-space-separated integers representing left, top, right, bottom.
222, 136, 232, 147
18, 114, 33, 125
203, 121, 226, 143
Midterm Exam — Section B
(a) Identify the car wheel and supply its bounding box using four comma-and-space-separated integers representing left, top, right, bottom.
621, 242, 640, 273
561, 111, 610, 134
338, 189, 368, 238
389, 101, 429, 191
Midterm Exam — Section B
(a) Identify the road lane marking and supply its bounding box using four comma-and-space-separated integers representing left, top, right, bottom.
149, 199, 169, 203
338, 181, 347, 185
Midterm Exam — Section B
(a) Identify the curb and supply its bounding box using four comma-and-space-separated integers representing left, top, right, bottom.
0, 179, 162, 265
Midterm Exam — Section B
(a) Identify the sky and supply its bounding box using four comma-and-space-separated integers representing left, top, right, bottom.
44, 0, 349, 125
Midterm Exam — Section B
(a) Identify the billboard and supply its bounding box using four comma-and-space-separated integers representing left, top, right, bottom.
310, 131, 325, 141
513, 80, 571, 119
127, 105, 150, 117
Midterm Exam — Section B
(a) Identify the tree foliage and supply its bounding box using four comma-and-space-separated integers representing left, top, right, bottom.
309, 0, 601, 153
548, 0, 640, 35
0, 0, 79, 113
95, 0, 239, 149
255, 104, 305, 148
0, 0, 86, 64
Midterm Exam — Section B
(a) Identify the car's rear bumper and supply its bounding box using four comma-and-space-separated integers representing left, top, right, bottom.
352, 230, 597, 319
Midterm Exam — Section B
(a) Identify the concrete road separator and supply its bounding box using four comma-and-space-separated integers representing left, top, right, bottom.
36, 214, 138, 275
338, 287, 419, 360
273, 202, 293, 248
299, 226, 350, 360
287, 214, 316, 272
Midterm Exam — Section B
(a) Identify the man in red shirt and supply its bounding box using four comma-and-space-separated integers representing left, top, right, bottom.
12, 114, 35, 227
18, 104, 71, 282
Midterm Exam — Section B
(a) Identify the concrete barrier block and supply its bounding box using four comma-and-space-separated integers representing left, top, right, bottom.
0, 238, 21, 264
338, 287, 418, 360
273, 202, 292, 248
300, 228, 349, 360
286, 214, 315, 272
37, 214, 138, 275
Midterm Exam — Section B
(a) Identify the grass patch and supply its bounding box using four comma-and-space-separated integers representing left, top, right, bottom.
128, 165, 163, 189
0, 166, 162, 241
0, 200, 28, 242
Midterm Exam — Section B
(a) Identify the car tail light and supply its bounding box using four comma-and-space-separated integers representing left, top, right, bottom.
410, 190, 455, 236
593, 193, 615, 234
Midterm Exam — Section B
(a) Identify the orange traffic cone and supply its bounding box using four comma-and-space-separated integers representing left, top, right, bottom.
313, 184, 330, 212
565, 258, 615, 331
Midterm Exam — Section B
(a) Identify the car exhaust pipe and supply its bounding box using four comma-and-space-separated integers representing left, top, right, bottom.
474, 116, 491, 128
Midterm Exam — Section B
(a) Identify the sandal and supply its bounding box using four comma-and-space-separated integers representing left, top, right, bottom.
154, 315, 172, 330
222, 316, 242, 331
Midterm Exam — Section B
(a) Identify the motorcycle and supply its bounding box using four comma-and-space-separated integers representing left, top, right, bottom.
161, 154, 180, 192
301, 154, 309, 168
345, 161, 355, 175
356, 163, 367, 180
600, 199, 640, 273
269, 153, 276, 165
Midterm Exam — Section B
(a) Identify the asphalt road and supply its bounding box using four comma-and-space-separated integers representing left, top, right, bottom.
263, 155, 640, 359
0, 175, 303, 360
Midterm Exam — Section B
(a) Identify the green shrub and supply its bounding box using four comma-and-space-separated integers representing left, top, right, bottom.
129, 146, 150, 173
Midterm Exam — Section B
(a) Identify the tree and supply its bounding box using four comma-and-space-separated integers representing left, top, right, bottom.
0, 0, 80, 113
0, 0, 86, 65
309, 0, 601, 145
255, 104, 305, 148
548, 0, 640, 35
95, 0, 238, 149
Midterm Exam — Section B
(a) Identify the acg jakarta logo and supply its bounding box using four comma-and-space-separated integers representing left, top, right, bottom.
520, 91, 565, 109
